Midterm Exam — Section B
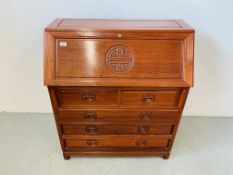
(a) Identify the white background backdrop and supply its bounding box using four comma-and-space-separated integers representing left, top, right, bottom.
0, 0, 233, 116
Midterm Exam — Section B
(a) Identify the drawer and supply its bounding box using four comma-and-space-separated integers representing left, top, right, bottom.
57, 109, 178, 124
56, 88, 118, 107
61, 124, 173, 135
120, 89, 182, 108
64, 135, 170, 148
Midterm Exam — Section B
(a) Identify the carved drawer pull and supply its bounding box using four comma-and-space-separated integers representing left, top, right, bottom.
137, 126, 150, 133
82, 94, 96, 103
135, 139, 147, 147
85, 125, 98, 133
87, 139, 99, 146
139, 111, 153, 120
84, 111, 97, 119
141, 94, 155, 104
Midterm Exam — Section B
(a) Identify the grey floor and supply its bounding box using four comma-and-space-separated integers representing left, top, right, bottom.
0, 113, 232, 175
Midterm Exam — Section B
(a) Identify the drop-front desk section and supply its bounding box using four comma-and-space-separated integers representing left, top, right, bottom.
44, 19, 194, 160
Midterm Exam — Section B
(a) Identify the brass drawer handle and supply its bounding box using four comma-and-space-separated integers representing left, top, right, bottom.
84, 111, 97, 119
85, 125, 98, 133
139, 111, 153, 120
141, 94, 155, 104
135, 139, 147, 147
87, 139, 99, 146
137, 126, 150, 133
82, 94, 96, 103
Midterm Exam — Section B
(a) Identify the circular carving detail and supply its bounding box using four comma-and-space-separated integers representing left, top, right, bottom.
105, 45, 134, 73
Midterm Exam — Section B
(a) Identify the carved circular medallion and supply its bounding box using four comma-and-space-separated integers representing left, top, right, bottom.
105, 45, 134, 73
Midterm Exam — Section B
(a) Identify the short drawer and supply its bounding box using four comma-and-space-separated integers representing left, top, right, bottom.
56, 88, 118, 107
120, 89, 182, 108
64, 135, 170, 148
61, 124, 173, 135
57, 109, 178, 124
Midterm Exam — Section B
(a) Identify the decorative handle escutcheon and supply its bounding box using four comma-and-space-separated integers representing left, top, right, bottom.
135, 139, 147, 147
86, 139, 99, 146
139, 111, 153, 120
137, 126, 150, 134
84, 111, 97, 119
82, 94, 96, 103
141, 94, 155, 104
85, 125, 98, 133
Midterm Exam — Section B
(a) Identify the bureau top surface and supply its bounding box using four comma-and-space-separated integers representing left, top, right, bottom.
45, 18, 194, 32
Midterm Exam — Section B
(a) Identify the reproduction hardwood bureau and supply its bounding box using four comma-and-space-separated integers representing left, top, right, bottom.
44, 19, 194, 160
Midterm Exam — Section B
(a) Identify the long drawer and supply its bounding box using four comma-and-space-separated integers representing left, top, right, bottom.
57, 109, 178, 124
61, 124, 173, 135
63, 135, 171, 148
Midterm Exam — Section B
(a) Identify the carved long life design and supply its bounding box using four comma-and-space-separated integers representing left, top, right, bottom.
105, 45, 134, 73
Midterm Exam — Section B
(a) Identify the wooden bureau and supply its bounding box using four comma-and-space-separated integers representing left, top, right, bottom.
44, 19, 194, 159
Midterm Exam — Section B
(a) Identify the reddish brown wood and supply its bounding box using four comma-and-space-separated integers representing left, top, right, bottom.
55, 39, 183, 79
163, 153, 170, 159
45, 19, 194, 32
63, 153, 70, 160
57, 19, 183, 29
56, 88, 118, 107
120, 89, 182, 108
61, 124, 173, 135
63, 150, 170, 157
44, 19, 194, 160
63, 135, 171, 148
51, 86, 183, 109
44, 19, 194, 87
57, 108, 179, 124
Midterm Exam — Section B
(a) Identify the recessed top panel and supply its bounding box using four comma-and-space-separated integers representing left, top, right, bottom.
59, 19, 181, 29
45, 18, 194, 32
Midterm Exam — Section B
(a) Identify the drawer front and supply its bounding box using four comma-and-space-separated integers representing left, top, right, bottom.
64, 135, 170, 148
56, 88, 118, 107
56, 39, 183, 79
120, 89, 181, 108
57, 109, 178, 124
61, 124, 173, 135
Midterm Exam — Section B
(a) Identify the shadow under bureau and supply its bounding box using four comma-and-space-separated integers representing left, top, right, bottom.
44, 19, 194, 159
